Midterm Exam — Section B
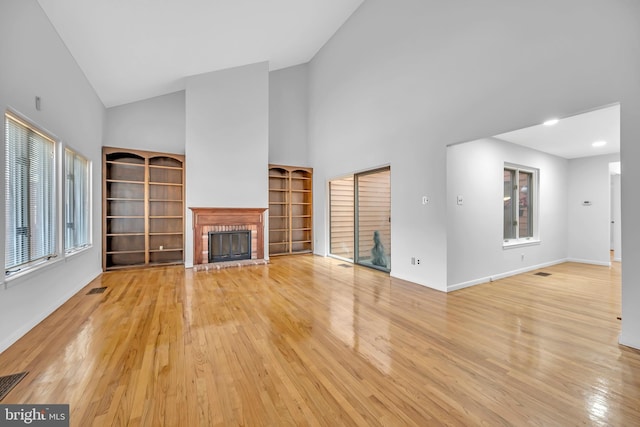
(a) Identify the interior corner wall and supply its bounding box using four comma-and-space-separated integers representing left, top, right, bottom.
620, 98, 640, 349
567, 154, 620, 265
105, 91, 186, 154
446, 138, 568, 290
269, 64, 309, 166
307, 0, 640, 308
184, 62, 269, 267
0, 0, 104, 352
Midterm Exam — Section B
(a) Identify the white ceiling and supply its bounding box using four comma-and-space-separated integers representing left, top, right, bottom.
495, 104, 620, 160
37, 0, 364, 108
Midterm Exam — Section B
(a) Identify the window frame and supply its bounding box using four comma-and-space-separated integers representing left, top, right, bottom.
4, 110, 93, 284
64, 146, 92, 255
503, 163, 540, 248
4, 111, 61, 279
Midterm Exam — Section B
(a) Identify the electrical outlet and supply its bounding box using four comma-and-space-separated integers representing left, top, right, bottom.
417, 259, 421, 265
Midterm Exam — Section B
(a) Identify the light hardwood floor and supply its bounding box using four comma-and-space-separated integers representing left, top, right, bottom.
1, 256, 639, 426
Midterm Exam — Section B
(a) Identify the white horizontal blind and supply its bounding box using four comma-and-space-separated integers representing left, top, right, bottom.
5, 113, 57, 273
65, 148, 90, 252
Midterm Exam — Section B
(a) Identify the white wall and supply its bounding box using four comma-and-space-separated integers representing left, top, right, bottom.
446, 138, 568, 290
567, 154, 619, 265
269, 64, 309, 166
447, 142, 619, 289
0, 0, 104, 352
184, 62, 269, 267
104, 91, 185, 154
621, 101, 640, 349
307, 0, 640, 347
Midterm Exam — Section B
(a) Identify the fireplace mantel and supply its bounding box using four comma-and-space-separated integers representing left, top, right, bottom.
190, 207, 267, 266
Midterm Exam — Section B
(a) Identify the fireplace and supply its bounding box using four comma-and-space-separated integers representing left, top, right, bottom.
190, 207, 267, 268
208, 230, 252, 263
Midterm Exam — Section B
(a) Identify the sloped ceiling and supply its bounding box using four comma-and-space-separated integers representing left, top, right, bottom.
37, 0, 364, 107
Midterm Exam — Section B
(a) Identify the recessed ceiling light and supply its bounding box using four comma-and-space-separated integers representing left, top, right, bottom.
543, 119, 559, 126
592, 140, 607, 147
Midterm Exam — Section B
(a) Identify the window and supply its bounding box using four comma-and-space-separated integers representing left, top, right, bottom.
5, 112, 57, 274
504, 165, 537, 243
65, 148, 90, 253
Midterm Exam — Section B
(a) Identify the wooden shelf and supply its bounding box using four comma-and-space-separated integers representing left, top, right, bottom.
149, 182, 183, 186
103, 147, 185, 271
106, 250, 145, 255
149, 164, 182, 170
268, 164, 313, 256
106, 179, 144, 185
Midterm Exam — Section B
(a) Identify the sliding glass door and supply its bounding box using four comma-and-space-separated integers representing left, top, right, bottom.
355, 168, 391, 271
329, 167, 391, 272
329, 176, 354, 261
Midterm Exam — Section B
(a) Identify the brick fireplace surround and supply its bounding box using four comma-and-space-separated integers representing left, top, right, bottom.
190, 207, 267, 269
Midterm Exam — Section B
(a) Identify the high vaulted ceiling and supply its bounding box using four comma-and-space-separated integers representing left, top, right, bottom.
37, 0, 364, 108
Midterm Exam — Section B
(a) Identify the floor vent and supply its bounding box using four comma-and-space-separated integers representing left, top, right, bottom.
534, 272, 551, 277
0, 372, 28, 401
338, 264, 353, 268
87, 287, 107, 295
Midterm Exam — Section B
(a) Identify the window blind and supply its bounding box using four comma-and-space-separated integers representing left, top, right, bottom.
5, 113, 57, 272
65, 148, 90, 252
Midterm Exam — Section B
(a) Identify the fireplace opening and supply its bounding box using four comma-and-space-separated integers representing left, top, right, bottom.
208, 230, 252, 263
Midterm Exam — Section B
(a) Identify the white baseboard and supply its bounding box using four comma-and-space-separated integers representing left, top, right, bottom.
619, 333, 640, 351
0, 270, 101, 354
566, 258, 611, 267
447, 259, 568, 292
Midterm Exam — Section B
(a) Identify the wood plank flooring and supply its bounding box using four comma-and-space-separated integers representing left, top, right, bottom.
0, 256, 639, 426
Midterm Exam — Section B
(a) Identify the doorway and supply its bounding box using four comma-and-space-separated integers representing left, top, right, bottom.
610, 161, 622, 262
329, 167, 391, 272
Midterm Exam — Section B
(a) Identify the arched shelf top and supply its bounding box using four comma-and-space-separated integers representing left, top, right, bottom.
106, 152, 145, 165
